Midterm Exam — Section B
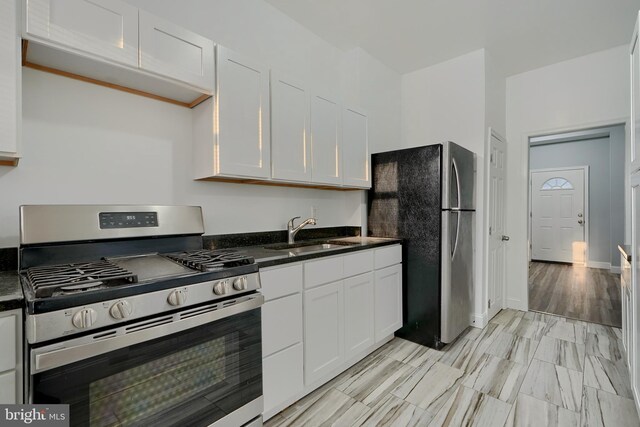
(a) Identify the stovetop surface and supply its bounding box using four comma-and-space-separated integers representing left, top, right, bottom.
21, 249, 257, 314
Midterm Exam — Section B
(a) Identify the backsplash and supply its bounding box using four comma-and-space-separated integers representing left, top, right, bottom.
203, 226, 362, 250
0, 247, 17, 272
0, 227, 362, 271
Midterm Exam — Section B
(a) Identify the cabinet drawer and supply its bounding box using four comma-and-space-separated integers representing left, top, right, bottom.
262, 294, 302, 357
0, 314, 16, 372
343, 250, 374, 278
304, 256, 344, 289
263, 343, 303, 416
374, 245, 402, 269
260, 264, 303, 301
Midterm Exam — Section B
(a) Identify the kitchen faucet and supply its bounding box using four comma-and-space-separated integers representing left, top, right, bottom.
287, 216, 317, 244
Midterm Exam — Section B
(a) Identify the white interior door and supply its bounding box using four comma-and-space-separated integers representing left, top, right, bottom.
487, 130, 507, 320
531, 168, 586, 263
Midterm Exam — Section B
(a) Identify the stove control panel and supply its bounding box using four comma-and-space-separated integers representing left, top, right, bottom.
99, 212, 158, 229
26, 272, 262, 344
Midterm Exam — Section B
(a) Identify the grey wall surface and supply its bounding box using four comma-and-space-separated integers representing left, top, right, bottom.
529, 125, 625, 267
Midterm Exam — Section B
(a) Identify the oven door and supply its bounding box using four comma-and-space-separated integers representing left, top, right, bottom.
29, 295, 263, 427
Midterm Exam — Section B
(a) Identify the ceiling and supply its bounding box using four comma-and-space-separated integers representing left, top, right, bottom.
263, 0, 639, 76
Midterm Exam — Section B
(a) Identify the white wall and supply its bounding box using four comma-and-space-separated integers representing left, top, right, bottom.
505, 45, 629, 310
401, 49, 489, 325
0, 0, 402, 247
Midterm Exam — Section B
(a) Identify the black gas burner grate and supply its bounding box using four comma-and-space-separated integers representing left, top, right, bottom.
165, 249, 254, 272
25, 261, 138, 298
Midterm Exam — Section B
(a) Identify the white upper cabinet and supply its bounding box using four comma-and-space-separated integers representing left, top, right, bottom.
193, 46, 271, 179
270, 72, 311, 182
139, 10, 214, 92
342, 107, 370, 188
24, 0, 139, 67
0, 0, 20, 160
631, 12, 640, 173
310, 93, 342, 185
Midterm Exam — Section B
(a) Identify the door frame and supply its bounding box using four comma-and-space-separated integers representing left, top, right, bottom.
484, 127, 507, 322
514, 119, 628, 313
529, 166, 590, 265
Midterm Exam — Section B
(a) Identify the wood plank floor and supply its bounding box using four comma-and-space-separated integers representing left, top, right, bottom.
528, 262, 621, 328
265, 310, 637, 427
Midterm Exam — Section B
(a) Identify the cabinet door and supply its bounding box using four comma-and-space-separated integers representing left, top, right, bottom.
263, 343, 303, 418
344, 273, 374, 360
304, 281, 344, 385
374, 264, 402, 342
632, 13, 640, 173
271, 72, 311, 182
342, 107, 370, 188
139, 11, 214, 91
216, 46, 270, 178
0, 0, 19, 156
631, 173, 640, 394
25, 0, 138, 67
310, 94, 341, 185
262, 293, 302, 357
0, 371, 16, 404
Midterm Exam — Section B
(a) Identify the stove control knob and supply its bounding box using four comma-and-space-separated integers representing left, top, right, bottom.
72, 308, 97, 329
167, 289, 187, 306
110, 300, 133, 320
233, 276, 248, 291
213, 280, 229, 296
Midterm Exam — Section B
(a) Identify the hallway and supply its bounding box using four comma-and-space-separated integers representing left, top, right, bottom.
528, 262, 621, 327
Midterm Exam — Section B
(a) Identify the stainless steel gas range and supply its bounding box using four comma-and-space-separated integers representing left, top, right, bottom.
19, 205, 263, 427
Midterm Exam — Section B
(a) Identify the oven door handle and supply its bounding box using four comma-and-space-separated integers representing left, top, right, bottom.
32, 294, 264, 374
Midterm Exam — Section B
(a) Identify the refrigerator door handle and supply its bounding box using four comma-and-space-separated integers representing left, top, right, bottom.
452, 158, 462, 210
451, 211, 460, 259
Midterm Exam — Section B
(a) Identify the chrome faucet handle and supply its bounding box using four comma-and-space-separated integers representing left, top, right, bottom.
288, 216, 301, 230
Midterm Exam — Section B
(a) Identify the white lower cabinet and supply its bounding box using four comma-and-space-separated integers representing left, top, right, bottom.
263, 343, 303, 416
374, 264, 403, 342
0, 371, 16, 404
303, 281, 344, 385
0, 309, 22, 404
344, 273, 375, 360
261, 244, 402, 420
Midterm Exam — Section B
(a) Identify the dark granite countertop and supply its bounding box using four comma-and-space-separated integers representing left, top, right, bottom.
215, 236, 402, 268
619, 244, 632, 263
0, 271, 24, 311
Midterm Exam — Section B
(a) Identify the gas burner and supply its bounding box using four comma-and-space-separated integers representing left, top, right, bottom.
25, 261, 138, 298
165, 249, 255, 272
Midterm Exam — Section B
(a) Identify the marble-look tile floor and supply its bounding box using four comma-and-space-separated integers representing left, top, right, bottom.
265, 309, 639, 427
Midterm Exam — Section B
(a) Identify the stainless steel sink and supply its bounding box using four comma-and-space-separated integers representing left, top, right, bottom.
264, 240, 355, 255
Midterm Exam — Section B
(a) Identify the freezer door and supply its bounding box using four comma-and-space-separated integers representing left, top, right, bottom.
442, 142, 476, 210
441, 210, 474, 343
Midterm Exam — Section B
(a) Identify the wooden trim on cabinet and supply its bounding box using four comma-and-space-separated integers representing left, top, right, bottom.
197, 176, 362, 191
188, 94, 212, 109
21, 39, 211, 109
23, 61, 196, 108
0, 159, 19, 167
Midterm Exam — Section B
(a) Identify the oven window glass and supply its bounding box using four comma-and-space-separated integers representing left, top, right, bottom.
32, 308, 261, 427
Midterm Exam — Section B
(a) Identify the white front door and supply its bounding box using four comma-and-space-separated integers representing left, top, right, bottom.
487, 130, 507, 320
531, 168, 586, 264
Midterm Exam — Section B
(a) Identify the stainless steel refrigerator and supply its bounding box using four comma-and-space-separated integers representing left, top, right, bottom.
368, 142, 476, 349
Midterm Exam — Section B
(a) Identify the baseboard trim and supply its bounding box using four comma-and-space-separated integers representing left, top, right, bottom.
506, 298, 526, 311
586, 261, 611, 270
471, 311, 488, 329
